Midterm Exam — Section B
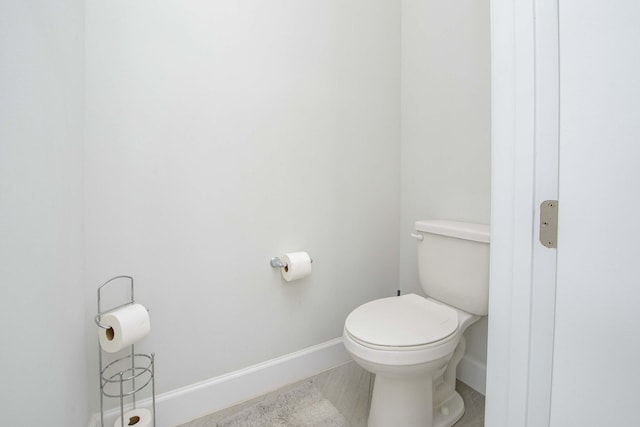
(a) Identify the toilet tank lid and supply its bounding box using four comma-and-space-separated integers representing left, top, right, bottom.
415, 220, 490, 243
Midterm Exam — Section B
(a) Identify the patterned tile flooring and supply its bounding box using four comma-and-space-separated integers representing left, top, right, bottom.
179, 361, 484, 426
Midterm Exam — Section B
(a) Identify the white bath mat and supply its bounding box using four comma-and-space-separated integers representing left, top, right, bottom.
216, 381, 348, 427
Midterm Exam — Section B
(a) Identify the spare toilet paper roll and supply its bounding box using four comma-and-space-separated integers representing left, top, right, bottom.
114, 408, 152, 427
281, 251, 312, 282
98, 303, 150, 353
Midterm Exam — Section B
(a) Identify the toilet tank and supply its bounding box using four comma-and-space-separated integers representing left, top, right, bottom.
415, 220, 490, 316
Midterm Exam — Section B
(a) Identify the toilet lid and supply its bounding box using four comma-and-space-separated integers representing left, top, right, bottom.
345, 294, 459, 347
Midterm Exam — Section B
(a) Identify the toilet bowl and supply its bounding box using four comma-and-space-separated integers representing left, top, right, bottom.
343, 220, 490, 427
343, 294, 479, 427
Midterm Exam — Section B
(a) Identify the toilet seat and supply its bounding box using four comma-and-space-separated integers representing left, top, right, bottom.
344, 294, 459, 348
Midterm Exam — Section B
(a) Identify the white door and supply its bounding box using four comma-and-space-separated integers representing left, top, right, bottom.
550, 1, 640, 425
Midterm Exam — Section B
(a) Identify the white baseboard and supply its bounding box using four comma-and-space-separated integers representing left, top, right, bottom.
457, 354, 486, 395
89, 337, 350, 427
88, 338, 484, 427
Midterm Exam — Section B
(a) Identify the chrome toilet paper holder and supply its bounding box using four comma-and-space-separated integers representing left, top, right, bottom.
270, 257, 287, 269
270, 255, 313, 269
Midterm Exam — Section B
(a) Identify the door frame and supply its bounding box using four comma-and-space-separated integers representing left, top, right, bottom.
486, 1, 559, 426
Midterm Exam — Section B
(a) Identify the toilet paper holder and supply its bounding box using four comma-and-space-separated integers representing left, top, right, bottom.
270, 255, 313, 269
95, 275, 156, 427
270, 257, 287, 269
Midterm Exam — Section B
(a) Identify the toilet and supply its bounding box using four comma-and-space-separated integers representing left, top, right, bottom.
343, 220, 490, 427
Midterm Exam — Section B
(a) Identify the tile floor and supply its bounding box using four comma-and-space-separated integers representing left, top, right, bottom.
179, 361, 484, 427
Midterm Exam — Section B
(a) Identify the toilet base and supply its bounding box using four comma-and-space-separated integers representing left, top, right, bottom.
367, 373, 465, 427
368, 372, 434, 427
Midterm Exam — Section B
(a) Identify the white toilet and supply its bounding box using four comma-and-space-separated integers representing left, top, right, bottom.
343, 220, 490, 427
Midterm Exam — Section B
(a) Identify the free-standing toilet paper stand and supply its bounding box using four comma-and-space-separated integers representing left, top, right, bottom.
95, 276, 156, 427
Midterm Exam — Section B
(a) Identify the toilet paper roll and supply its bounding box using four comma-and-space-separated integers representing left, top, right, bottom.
281, 251, 312, 282
114, 408, 152, 427
98, 303, 150, 353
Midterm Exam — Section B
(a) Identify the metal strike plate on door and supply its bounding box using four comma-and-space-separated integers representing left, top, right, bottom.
539, 200, 559, 248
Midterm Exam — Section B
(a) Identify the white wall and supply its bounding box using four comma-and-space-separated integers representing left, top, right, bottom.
400, 0, 491, 379
0, 1, 86, 425
0, 1, 490, 420
84, 0, 400, 411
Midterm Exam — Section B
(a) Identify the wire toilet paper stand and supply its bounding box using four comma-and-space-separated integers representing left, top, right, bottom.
95, 276, 156, 427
